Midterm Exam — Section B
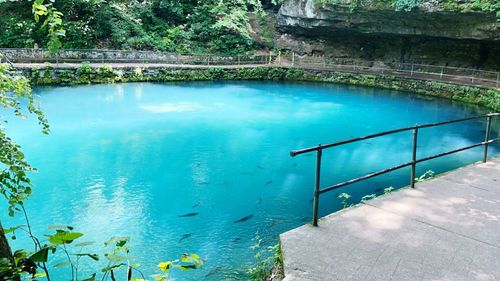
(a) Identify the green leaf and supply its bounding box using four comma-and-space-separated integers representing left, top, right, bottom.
175, 264, 197, 271
104, 236, 130, 247
75, 241, 95, 247
105, 254, 135, 262
45, 230, 83, 245
4, 225, 25, 234
75, 253, 99, 261
47, 225, 73, 230
101, 263, 125, 272
29, 248, 49, 263
53, 261, 71, 268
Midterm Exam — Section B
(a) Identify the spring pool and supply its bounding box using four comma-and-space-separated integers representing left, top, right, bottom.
2, 81, 499, 280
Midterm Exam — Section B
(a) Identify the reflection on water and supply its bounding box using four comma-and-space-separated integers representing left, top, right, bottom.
1, 81, 499, 280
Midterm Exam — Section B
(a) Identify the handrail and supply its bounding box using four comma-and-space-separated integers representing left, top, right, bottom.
2, 48, 499, 87
290, 113, 500, 226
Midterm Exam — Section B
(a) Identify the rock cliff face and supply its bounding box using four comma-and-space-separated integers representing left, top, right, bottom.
275, 0, 500, 69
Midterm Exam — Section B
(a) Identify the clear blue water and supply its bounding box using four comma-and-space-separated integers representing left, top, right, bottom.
2, 81, 499, 280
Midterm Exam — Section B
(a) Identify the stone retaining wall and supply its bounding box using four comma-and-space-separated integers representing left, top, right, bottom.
14, 64, 500, 111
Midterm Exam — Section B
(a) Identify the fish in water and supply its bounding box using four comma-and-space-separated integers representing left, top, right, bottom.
192, 201, 202, 208
223, 237, 241, 248
292, 163, 297, 167
179, 233, 192, 242
265, 180, 273, 185
194, 163, 200, 167
205, 266, 222, 277
179, 212, 199, 217
265, 219, 281, 229
257, 165, 263, 169
309, 198, 314, 203
304, 153, 312, 157
374, 187, 383, 192
217, 181, 228, 185
197, 181, 210, 185
257, 198, 262, 204
300, 217, 309, 222
234, 214, 253, 223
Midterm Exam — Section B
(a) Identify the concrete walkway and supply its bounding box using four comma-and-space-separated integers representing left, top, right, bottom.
280, 157, 500, 281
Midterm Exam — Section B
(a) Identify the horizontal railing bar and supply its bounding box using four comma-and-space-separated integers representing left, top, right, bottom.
417, 113, 498, 129
290, 126, 415, 156
416, 137, 500, 163
318, 136, 500, 195
291, 113, 499, 156
3, 48, 499, 75
319, 161, 413, 194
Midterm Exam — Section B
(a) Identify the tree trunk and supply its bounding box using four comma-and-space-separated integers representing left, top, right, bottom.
0, 219, 20, 281
0, 220, 14, 263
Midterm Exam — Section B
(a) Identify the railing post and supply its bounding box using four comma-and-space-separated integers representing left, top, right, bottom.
237, 55, 240, 65
483, 115, 492, 163
471, 69, 475, 83
56, 53, 59, 64
292, 52, 295, 67
440, 67, 443, 79
411, 126, 418, 188
313, 145, 322, 227
496, 73, 499, 88
411, 63, 414, 76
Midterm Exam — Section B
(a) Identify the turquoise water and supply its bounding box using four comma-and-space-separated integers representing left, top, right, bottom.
2, 81, 499, 280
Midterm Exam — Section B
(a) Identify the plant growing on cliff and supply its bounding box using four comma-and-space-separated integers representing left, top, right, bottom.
392, 0, 420, 11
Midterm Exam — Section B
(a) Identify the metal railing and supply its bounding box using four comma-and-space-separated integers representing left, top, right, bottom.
2, 48, 500, 88
290, 113, 500, 226
287, 56, 500, 89
0, 48, 277, 66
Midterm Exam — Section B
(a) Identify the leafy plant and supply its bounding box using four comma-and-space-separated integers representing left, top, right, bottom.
384, 186, 394, 194
32, 0, 66, 53
77, 61, 92, 74
392, 0, 420, 11
338, 192, 352, 209
415, 170, 434, 182
248, 233, 281, 281
361, 194, 376, 202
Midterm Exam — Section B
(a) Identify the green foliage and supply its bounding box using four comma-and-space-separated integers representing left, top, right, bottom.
338, 192, 352, 209
77, 61, 92, 74
415, 170, 434, 182
361, 194, 376, 202
32, 0, 66, 53
317, 0, 499, 17
3, 224, 202, 280
248, 233, 281, 280
153, 254, 203, 281
0, 0, 266, 53
384, 186, 394, 194
392, 0, 420, 11
0, 62, 49, 217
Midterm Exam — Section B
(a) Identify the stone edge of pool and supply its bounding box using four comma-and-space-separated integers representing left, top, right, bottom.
12, 65, 500, 112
